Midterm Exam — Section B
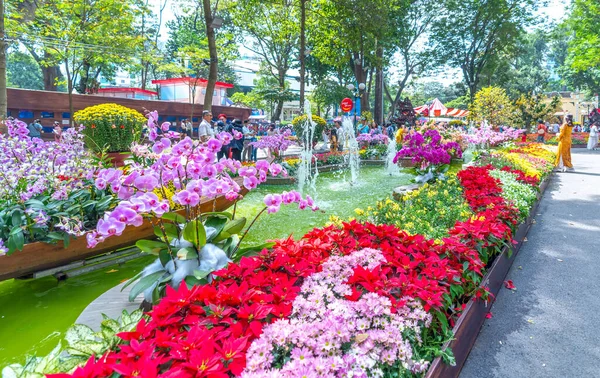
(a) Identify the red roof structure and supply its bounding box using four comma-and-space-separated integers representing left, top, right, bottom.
151, 77, 234, 88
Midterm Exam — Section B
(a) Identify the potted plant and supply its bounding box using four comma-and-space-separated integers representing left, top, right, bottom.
291, 114, 326, 147
74, 103, 146, 166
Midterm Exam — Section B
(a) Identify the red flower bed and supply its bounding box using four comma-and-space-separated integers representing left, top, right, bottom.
52, 166, 526, 378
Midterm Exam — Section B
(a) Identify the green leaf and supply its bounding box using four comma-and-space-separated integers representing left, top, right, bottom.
11, 210, 23, 226
159, 249, 171, 266
182, 220, 206, 248
7, 229, 24, 254
153, 223, 179, 241
63, 233, 70, 249
204, 216, 228, 239
120, 270, 144, 292
47, 232, 65, 241
232, 242, 274, 261
136, 240, 167, 255
223, 217, 247, 235
435, 311, 450, 334
161, 212, 186, 224
177, 247, 198, 260
24, 199, 46, 209
193, 269, 211, 280
128, 271, 165, 302
202, 211, 233, 220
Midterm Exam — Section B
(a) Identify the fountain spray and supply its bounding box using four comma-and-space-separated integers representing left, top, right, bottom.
341, 117, 360, 184
297, 102, 319, 194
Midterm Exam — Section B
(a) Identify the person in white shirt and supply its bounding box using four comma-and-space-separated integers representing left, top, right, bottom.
336, 121, 345, 152
587, 123, 599, 150
198, 111, 212, 142
241, 120, 254, 162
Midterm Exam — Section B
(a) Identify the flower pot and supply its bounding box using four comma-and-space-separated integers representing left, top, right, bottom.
397, 157, 417, 168
107, 152, 131, 167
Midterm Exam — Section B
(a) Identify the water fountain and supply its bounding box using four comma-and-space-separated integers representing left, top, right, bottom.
385, 138, 401, 176
341, 117, 360, 184
297, 102, 319, 194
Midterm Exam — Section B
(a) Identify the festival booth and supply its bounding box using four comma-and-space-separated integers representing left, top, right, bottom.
414, 98, 469, 118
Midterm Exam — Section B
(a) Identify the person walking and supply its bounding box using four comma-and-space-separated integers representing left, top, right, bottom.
536, 120, 547, 143
587, 123, 598, 151
28, 119, 43, 138
555, 115, 575, 172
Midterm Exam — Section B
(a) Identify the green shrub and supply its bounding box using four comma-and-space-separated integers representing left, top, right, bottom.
291, 114, 326, 144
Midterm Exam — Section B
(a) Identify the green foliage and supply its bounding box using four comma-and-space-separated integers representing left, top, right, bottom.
512, 94, 561, 128
74, 104, 146, 153
469, 86, 515, 127
357, 176, 473, 240
432, 0, 535, 97
8, 0, 148, 94
0, 188, 119, 255
7, 51, 44, 90
566, 0, 600, 73
1, 310, 143, 376
310, 79, 352, 114
489, 169, 537, 221
291, 114, 326, 144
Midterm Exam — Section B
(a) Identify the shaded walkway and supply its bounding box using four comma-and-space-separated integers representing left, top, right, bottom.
461, 150, 600, 378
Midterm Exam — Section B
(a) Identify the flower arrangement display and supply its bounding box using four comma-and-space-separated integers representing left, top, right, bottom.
359, 144, 388, 160
314, 151, 347, 166
356, 131, 389, 146
291, 114, 326, 145
463, 124, 523, 147
281, 157, 301, 177
7, 143, 557, 377
86, 111, 317, 302
0, 120, 117, 255
546, 132, 588, 145
356, 176, 473, 240
418, 122, 468, 153
74, 103, 146, 153
393, 129, 463, 183
250, 129, 296, 162
244, 248, 432, 376
489, 169, 537, 220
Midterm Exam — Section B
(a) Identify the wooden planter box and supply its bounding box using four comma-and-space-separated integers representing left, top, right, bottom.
0, 181, 247, 282
264, 176, 296, 185
397, 157, 417, 168
424, 174, 551, 378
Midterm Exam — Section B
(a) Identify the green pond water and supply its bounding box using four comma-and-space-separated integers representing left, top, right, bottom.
0, 166, 412, 368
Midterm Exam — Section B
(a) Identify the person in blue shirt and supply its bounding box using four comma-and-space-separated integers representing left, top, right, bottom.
28, 119, 43, 138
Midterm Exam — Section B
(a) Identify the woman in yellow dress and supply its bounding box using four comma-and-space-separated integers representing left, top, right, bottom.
555, 115, 574, 172
395, 125, 407, 144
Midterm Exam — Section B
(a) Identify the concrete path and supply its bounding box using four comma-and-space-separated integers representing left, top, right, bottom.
461, 149, 600, 378
75, 282, 142, 332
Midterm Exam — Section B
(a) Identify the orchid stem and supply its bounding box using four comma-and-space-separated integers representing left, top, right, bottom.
231, 206, 267, 255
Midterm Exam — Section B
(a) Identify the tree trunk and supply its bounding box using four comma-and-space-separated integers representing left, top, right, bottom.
41, 65, 61, 91
299, 0, 306, 111
203, 0, 218, 112
0, 0, 6, 119
77, 60, 91, 94
272, 69, 286, 122
374, 62, 383, 125
65, 59, 74, 126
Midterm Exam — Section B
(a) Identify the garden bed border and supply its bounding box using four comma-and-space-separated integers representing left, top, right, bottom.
424, 173, 551, 378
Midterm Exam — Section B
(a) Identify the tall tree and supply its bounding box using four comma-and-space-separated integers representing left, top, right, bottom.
433, 0, 536, 99
9, 0, 146, 122
229, 0, 299, 121
7, 50, 43, 89
566, 0, 600, 73
385, 0, 442, 119
310, 0, 393, 113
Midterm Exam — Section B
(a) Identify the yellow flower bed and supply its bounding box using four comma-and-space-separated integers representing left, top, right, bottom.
74, 103, 146, 153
